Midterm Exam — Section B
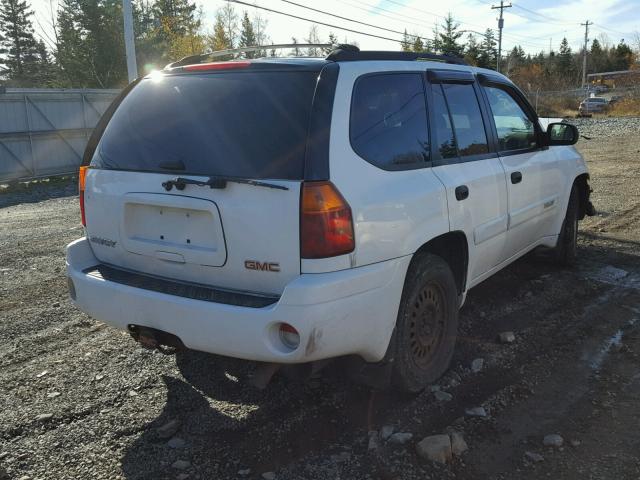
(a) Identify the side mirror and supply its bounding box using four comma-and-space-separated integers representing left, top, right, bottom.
546, 122, 579, 146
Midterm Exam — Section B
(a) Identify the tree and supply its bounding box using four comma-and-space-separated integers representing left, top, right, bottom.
238, 11, 256, 58
219, 3, 238, 49
56, 0, 127, 88
210, 9, 232, 57
290, 36, 301, 57
400, 29, 411, 52
464, 33, 480, 65
478, 28, 497, 69
322, 32, 339, 55
153, 0, 201, 63
412, 36, 424, 52
305, 24, 321, 57
0, 0, 43, 85
438, 13, 463, 57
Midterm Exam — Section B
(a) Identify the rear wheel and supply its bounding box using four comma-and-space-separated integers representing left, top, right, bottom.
554, 185, 579, 266
391, 253, 459, 393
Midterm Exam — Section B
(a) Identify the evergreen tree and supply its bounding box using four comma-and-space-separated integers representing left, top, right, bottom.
478, 29, 497, 69
56, 0, 127, 87
322, 32, 338, 55
412, 36, 424, 52
400, 29, 411, 52
210, 9, 232, 57
438, 13, 463, 57
558, 38, 572, 67
464, 33, 480, 65
0, 0, 42, 85
238, 11, 256, 58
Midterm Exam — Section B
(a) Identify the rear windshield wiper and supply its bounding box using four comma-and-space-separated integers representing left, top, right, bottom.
162, 176, 289, 192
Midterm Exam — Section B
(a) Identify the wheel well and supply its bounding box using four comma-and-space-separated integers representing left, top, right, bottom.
574, 173, 591, 220
412, 231, 469, 295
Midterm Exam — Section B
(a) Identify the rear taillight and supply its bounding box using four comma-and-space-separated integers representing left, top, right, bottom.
79, 166, 88, 226
301, 182, 355, 259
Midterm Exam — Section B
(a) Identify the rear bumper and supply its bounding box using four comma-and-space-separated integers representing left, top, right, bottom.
66, 238, 410, 363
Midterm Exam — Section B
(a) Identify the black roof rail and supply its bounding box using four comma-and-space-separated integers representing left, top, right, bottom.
326, 45, 469, 66
165, 43, 332, 69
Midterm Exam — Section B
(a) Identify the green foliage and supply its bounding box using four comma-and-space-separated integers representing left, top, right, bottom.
239, 11, 256, 58
437, 13, 463, 56
0, 0, 51, 86
478, 29, 497, 69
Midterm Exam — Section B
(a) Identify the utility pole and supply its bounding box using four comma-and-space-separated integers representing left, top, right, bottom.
123, 0, 138, 82
581, 20, 592, 89
491, 0, 512, 73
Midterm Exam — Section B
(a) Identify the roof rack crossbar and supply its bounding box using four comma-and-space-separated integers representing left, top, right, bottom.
166, 43, 332, 69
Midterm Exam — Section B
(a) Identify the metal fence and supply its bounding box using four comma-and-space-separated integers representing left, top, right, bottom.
0, 88, 119, 183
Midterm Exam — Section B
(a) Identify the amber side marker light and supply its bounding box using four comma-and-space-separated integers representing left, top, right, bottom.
300, 182, 355, 259
79, 166, 88, 226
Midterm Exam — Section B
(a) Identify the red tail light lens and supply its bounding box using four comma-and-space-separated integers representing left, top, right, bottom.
79, 166, 88, 226
301, 182, 355, 259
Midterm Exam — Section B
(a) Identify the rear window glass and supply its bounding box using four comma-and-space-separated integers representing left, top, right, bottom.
350, 73, 429, 169
91, 71, 318, 179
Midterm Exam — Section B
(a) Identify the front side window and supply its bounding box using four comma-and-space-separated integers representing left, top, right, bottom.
484, 86, 537, 152
350, 73, 429, 169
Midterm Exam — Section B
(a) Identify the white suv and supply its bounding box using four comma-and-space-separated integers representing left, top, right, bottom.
66, 46, 594, 392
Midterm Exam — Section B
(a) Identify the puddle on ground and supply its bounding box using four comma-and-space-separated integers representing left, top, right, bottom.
583, 315, 639, 372
586, 264, 640, 289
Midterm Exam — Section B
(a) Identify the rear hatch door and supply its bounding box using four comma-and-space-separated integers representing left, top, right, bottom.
84, 66, 322, 296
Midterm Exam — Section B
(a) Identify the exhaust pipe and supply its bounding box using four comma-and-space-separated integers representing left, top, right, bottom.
127, 325, 185, 355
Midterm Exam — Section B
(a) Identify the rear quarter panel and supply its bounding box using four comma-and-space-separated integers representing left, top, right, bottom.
303, 62, 451, 273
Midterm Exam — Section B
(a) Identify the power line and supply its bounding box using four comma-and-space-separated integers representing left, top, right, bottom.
278, 0, 430, 44
592, 23, 631, 38
343, 0, 549, 48
510, 3, 574, 26
226, 0, 404, 44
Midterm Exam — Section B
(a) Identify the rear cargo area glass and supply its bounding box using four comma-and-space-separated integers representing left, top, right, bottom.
91, 71, 318, 179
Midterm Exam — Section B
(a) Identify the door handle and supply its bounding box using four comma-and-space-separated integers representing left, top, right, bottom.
455, 185, 469, 201
511, 171, 523, 184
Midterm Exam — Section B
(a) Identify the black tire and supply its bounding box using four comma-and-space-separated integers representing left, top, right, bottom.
391, 253, 459, 393
554, 185, 579, 266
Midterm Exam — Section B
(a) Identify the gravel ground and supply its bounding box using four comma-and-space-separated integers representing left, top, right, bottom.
1, 117, 639, 480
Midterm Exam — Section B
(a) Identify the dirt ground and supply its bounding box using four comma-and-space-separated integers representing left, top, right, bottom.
1, 122, 639, 480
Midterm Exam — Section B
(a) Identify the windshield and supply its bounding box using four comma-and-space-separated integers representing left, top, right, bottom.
91, 71, 318, 179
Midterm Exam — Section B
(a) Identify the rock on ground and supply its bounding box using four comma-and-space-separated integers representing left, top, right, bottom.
543, 434, 564, 447
465, 407, 487, 417
388, 432, 413, 445
450, 432, 468, 455
416, 434, 452, 464
499, 331, 516, 343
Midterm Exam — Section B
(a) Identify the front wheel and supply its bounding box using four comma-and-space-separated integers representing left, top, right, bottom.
390, 253, 459, 393
553, 185, 579, 266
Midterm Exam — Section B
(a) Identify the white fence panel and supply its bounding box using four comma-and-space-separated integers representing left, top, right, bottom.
0, 88, 120, 183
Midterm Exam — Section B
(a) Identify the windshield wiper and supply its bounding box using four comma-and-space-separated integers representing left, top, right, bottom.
162, 176, 288, 192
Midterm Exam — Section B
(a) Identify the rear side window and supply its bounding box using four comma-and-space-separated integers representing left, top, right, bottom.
91, 71, 319, 179
484, 86, 536, 151
441, 84, 489, 157
350, 73, 429, 169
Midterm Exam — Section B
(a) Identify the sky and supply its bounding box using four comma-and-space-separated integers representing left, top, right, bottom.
30, 0, 640, 56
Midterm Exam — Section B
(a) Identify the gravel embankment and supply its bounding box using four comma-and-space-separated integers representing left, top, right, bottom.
565, 116, 640, 138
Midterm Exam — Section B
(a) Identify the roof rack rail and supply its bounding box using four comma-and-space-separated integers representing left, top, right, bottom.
326, 45, 469, 66
165, 43, 332, 69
